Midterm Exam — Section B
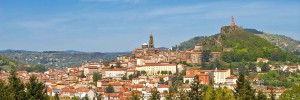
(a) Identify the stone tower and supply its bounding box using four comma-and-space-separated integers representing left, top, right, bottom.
231, 16, 235, 27
149, 33, 154, 48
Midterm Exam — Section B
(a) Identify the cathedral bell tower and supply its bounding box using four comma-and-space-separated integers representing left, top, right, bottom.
149, 33, 154, 48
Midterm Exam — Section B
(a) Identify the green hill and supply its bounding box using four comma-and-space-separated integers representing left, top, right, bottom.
176, 26, 300, 62
221, 26, 282, 62
0, 54, 25, 71
250, 32, 300, 54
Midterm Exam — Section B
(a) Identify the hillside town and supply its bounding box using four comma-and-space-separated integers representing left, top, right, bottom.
1, 30, 299, 100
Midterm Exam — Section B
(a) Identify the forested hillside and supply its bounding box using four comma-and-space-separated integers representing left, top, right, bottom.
221, 28, 295, 62
0, 55, 25, 71
244, 28, 300, 54
176, 26, 300, 62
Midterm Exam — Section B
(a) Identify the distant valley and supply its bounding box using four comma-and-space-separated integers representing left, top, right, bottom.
0, 50, 130, 68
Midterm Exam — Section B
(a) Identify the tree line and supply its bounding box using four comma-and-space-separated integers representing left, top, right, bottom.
0, 67, 46, 100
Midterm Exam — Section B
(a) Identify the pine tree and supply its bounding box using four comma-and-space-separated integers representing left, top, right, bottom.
8, 67, 27, 100
177, 90, 188, 100
149, 88, 160, 100
235, 71, 256, 100
26, 75, 45, 100
187, 75, 202, 100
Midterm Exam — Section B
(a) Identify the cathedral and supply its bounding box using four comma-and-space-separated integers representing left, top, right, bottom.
132, 33, 157, 56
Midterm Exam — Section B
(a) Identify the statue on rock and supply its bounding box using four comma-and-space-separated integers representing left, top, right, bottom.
231, 16, 235, 27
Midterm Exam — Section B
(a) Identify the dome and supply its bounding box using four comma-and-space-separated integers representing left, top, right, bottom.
142, 43, 147, 45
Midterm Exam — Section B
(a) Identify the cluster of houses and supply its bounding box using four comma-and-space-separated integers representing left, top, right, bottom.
0, 34, 299, 100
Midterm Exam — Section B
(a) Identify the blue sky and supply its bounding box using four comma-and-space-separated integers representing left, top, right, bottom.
0, 0, 299, 52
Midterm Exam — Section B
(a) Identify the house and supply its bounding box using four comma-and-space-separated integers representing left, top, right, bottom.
183, 74, 194, 84
135, 63, 177, 76
103, 68, 126, 80
225, 76, 238, 85
257, 58, 269, 63
157, 84, 170, 93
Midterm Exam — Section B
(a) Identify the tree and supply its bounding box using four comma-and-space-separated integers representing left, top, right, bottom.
257, 90, 267, 100
93, 73, 102, 83
116, 62, 122, 68
129, 74, 134, 80
248, 62, 257, 72
269, 86, 276, 100
202, 85, 214, 100
149, 88, 160, 100
221, 87, 235, 100
159, 78, 164, 84
279, 85, 300, 100
110, 65, 114, 69
103, 61, 110, 66
71, 96, 80, 100
97, 93, 103, 100
54, 93, 60, 100
261, 63, 269, 72
213, 87, 223, 100
164, 87, 175, 100
80, 72, 86, 78
185, 80, 189, 84
141, 70, 147, 76
177, 90, 188, 100
8, 67, 26, 100
201, 50, 212, 63
130, 92, 140, 100
235, 71, 256, 100
187, 75, 202, 100
25, 75, 45, 100
82, 94, 89, 100
32, 64, 47, 72
0, 79, 12, 100
105, 85, 114, 93
168, 71, 172, 75
122, 74, 128, 80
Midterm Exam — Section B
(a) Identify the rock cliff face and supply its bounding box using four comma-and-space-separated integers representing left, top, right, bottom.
220, 26, 243, 35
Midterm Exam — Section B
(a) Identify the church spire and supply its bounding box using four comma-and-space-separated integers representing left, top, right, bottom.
149, 33, 154, 48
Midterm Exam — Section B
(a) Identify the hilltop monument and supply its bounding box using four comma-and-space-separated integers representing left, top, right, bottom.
231, 16, 235, 27
221, 16, 243, 34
